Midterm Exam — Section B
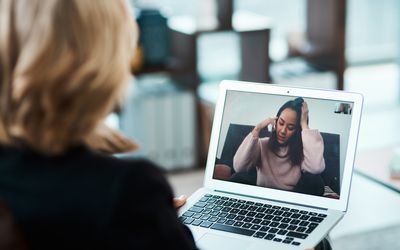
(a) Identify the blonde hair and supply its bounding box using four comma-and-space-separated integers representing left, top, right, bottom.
0, 0, 136, 154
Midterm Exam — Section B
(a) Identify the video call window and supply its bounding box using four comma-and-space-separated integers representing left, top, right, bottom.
212, 90, 353, 199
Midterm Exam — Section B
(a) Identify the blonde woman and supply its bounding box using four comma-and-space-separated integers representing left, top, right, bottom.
0, 0, 196, 249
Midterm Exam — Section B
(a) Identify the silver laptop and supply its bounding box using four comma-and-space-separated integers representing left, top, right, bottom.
178, 80, 363, 250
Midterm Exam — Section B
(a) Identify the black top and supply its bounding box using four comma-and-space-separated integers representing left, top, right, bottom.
0, 144, 197, 250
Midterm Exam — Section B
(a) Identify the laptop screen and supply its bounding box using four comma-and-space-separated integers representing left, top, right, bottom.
212, 89, 354, 200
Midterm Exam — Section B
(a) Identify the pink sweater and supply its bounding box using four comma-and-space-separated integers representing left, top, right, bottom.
233, 129, 325, 190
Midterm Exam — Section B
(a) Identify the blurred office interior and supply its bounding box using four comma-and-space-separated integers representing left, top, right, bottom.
117, 1, 400, 248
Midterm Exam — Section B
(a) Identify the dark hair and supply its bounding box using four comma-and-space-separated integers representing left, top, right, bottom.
268, 97, 304, 166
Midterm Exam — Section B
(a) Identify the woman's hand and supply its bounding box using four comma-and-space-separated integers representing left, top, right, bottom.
173, 195, 187, 210
301, 102, 310, 130
253, 117, 277, 137
85, 123, 139, 154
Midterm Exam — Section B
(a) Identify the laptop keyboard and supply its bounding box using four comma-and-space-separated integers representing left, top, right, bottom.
179, 194, 327, 246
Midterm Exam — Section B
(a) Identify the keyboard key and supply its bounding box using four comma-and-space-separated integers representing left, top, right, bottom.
191, 219, 202, 226
305, 228, 315, 234
183, 218, 194, 224
234, 221, 244, 227
199, 197, 209, 202
270, 222, 279, 227
260, 220, 270, 226
252, 218, 262, 224
208, 216, 218, 222
255, 213, 265, 219
202, 209, 212, 214
194, 202, 207, 208
183, 211, 194, 217
222, 207, 232, 212
217, 218, 226, 224
242, 223, 252, 229
200, 221, 213, 228
259, 226, 270, 232
189, 206, 203, 213
278, 223, 289, 229
231, 203, 241, 208
292, 241, 301, 246
277, 229, 288, 235
211, 223, 256, 236
231, 208, 240, 214
210, 211, 220, 216
318, 213, 327, 218
238, 210, 248, 216
291, 213, 301, 219
299, 221, 309, 227
200, 215, 210, 220
283, 212, 292, 217
269, 228, 278, 233
235, 215, 245, 221
240, 204, 249, 209
226, 220, 235, 225
250, 224, 261, 230
309, 216, 324, 223
253, 232, 266, 238
205, 204, 215, 209
218, 212, 228, 217
265, 234, 275, 240
296, 227, 307, 233
248, 206, 258, 211
243, 217, 253, 222
287, 231, 308, 239
192, 213, 202, 219
300, 215, 310, 220
273, 238, 282, 242
227, 214, 236, 219
282, 240, 292, 244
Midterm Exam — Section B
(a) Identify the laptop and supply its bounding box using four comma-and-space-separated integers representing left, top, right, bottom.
178, 80, 363, 249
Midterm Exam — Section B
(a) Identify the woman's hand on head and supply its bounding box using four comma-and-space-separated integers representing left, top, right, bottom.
301, 102, 310, 130
256, 117, 277, 131
253, 117, 277, 137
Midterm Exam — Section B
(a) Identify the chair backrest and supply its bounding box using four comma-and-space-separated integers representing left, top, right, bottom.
0, 200, 28, 250
218, 123, 340, 194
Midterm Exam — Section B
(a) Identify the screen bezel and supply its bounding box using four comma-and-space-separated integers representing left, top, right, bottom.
204, 80, 363, 212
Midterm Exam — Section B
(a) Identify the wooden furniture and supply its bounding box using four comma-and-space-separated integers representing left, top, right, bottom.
287, 0, 347, 90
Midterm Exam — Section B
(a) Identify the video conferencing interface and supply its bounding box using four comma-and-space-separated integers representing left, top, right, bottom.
212, 90, 354, 199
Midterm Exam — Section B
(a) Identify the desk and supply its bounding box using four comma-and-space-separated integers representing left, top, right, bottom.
354, 146, 400, 193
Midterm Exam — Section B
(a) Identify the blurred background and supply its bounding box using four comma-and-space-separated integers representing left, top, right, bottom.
114, 1, 400, 248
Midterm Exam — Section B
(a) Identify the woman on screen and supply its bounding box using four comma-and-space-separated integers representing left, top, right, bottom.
233, 97, 325, 193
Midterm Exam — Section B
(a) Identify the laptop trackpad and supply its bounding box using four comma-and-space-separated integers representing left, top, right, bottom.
197, 233, 252, 250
